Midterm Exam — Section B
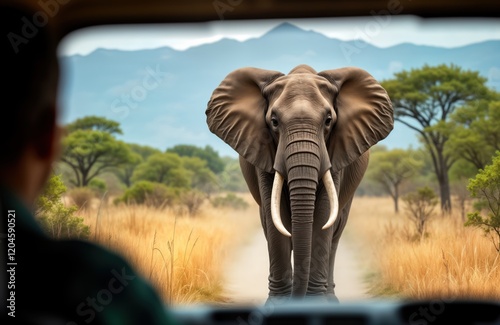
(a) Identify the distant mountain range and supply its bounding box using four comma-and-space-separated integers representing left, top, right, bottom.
60, 22, 500, 157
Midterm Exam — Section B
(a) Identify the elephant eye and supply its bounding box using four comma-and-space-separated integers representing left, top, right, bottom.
271, 117, 279, 127
325, 115, 332, 126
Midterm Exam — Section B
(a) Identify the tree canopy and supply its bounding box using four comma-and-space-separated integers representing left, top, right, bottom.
132, 152, 190, 188
167, 144, 225, 174
129, 143, 162, 160
66, 115, 122, 135
382, 64, 490, 212
367, 147, 423, 213
61, 122, 133, 187
447, 100, 500, 170
131, 152, 219, 196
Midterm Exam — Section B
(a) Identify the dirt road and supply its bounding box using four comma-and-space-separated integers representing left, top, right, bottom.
223, 230, 369, 304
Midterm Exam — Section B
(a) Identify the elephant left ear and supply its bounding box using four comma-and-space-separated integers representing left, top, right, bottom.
206, 68, 284, 173
318, 67, 394, 172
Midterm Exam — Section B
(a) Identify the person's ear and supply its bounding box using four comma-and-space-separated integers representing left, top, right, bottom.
34, 106, 61, 164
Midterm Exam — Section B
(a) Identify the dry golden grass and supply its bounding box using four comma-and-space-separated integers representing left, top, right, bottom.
346, 196, 500, 300
77, 194, 260, 305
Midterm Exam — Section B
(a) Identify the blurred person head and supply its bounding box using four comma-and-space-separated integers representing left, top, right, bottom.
0, 4, 62, 206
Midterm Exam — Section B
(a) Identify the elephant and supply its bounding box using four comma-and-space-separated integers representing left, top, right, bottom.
206, 64, 393, 300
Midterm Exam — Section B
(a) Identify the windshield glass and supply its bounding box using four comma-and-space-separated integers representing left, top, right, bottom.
55, 16, 500, 306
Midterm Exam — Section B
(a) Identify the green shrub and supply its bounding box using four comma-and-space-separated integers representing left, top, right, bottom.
179, 190, 205, 216
465, 151, 500, 252
402, 186, 438, 239
211, 193, 249, 210
36, 175, 90, 239
118, 181, 180, 208
68, 187, 95, 209
89, 178, 107, 196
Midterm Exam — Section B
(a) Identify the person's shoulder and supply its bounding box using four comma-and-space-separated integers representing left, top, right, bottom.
36, 239, 178, 324
56, 238, 127, 269
46, 238, 144, 294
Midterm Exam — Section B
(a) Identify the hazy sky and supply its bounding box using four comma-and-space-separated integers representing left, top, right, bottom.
59, 16, 500, 56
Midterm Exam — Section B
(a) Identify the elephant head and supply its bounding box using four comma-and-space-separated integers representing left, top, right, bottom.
206, 64, 393, 296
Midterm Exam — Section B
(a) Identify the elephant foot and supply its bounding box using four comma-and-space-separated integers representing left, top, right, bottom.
326, 292, 340, 303
265, 295, 291, 307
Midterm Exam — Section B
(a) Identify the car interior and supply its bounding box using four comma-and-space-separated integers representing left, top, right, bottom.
5, 0, 500, 324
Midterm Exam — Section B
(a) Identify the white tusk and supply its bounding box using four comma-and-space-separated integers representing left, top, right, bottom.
322, 170, 339, 230
271, 172, 291, 237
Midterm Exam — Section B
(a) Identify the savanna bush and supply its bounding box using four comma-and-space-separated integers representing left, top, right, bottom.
211, 193, 249, 210
36, 174, 90, 239
179, 190, 206, 216
466, 151, 500, 252
68, 187, 95, 209
89, 177, 107, 196
117, 181, 180, 208
402, 186, 438, 239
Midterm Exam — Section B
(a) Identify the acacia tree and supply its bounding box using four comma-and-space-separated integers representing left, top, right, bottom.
367, 148, 423, 213
447, 100, 500, 170
382, 64, 490, 213
66, 115, 122, 135
61, 117, 133, 187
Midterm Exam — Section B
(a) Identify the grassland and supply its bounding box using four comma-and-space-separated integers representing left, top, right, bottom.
76, 194, 500, 304
346, 196, 500, 300
77, 194, 260, 305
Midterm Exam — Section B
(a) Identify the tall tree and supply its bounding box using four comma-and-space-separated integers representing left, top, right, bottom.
61, 117, 133, 186
447, 100, 500, 170
367, 148, 423, 213
382, 64, 489, 213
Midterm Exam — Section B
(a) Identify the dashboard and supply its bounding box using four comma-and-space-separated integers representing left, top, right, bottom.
172, 300, 500, 325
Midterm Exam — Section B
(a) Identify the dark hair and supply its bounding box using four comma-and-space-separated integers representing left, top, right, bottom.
0, 5, 59, 166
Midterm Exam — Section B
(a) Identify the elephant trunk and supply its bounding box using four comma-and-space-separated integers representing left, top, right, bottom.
289, 164, 318, 297
270, 126, 339, 297
286, 127, 321, 297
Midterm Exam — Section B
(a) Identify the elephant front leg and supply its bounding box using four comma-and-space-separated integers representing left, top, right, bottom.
258, 170, 293, 301
326, 197, 353, 302
326, 241, 340, 302
306, 192, 334, 297
260, 205, 293, 301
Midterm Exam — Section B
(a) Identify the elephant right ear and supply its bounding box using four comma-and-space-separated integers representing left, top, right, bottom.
206, 68, 284, 173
